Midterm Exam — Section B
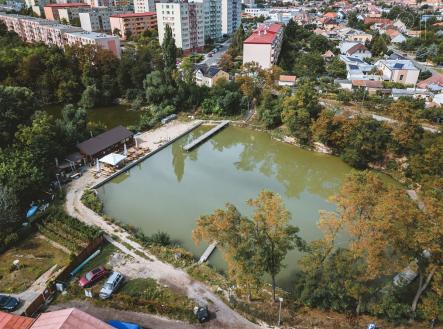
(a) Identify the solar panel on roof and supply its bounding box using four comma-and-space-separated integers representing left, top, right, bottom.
393, 63, 404, 69
349, 65, 359, 70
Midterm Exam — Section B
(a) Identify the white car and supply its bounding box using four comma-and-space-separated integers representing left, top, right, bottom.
99, 271, 124, 299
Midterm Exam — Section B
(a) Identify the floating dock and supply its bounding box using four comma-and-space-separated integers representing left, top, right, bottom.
198, 241, 217, 264
183, 121, 229, 151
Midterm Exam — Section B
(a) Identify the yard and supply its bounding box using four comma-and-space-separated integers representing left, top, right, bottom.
54, 243, 196, 323
0, 233, 69, 293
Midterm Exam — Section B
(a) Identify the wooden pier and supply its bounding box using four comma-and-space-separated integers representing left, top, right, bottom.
183, 121, 229, 151
198, 241, 217, 264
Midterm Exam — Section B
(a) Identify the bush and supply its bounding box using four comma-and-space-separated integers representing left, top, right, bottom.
150, 231, 172, 246
81, 190, 104, 215
3, 233, 19, 247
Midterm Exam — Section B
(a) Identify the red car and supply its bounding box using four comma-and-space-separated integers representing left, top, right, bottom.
79, 267, 110, 288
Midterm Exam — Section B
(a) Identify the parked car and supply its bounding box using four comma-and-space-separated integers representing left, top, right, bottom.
194, 305, 209, 323
0, 295, 20, 312
79, 266, 110, 288
99, 271, 124, 299
207, 53, 213, 57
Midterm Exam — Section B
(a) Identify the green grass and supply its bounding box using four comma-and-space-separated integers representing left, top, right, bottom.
0, 234, 69, 293
79, 243, 117, 274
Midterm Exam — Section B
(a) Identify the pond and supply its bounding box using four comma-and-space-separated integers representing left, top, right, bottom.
46, 104, 140, 128
97, 126, 384, 288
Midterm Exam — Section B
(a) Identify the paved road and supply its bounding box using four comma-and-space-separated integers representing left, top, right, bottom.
199, 40, 231, 67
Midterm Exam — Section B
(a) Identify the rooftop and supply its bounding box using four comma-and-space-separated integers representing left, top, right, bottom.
0, 311, 34, 329
31, 308, 113, 329
110, 11, 156, 18
77, 126, 133, 157
44, 3, 90, 7
243, 23, 282, 44
378, 59, 417, 70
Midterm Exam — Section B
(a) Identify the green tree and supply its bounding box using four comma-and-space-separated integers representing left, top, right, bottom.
162, 24, 177, 72
248, 190, 304, 301
0, 184, 20, 235
55, 104, 88, 149
0, 85, 38, 147
326, 57, 347, 78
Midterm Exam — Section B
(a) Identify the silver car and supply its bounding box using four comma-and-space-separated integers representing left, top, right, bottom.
99, 271, 124, 299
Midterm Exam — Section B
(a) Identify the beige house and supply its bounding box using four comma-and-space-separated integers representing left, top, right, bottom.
375, 59, 420, 85
194, 64, 229, 88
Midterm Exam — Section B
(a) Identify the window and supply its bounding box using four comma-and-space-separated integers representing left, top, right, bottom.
399, 74, 404, 81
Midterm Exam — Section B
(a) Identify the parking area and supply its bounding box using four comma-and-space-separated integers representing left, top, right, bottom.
200, 40, 231, 66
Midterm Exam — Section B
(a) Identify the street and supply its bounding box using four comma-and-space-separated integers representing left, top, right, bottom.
199, 40, 231, 66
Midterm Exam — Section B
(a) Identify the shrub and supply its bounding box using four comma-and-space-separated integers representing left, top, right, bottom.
150, 231, 172, 246
81, 190, 104, 215
3, 233, 19, 247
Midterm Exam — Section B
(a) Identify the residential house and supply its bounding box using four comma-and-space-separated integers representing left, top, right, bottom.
339, 55, 379, 80
322, 49, 335, 61
339, 42, 372, 60
416, 73, 443, 90
278, 75, 296, 87
375, 59, 420, 85
391, 88, 431, 101
391, 33, 407, 43
352, 79, 383, 94
194, 64, 229, 87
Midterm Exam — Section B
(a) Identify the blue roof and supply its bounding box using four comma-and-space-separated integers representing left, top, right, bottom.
108, 320, 141, 329
349, 64, 359, 70
393, 63, 404, 69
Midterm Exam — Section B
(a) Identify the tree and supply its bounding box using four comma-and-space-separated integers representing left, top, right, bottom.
257, 91, 282, 128
0, 184, 20, 234
79, 84, 98, 109
193, 191, 304, 302
0, 85, 38, 148
281, 81, 321, 144
293, 52, 325, 78
248, 190, 304, 301
162, 24, 177, 72
326, 57, 347, 78
370, 33, 389, 57
55, 104, 88, 149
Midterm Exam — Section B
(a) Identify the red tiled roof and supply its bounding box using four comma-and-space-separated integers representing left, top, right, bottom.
346, 43, 367, 55
352, 80, 383, 88
110, 12, 156, 18
244, 23, 282, 44
0, 311, 34, 329
417, 73, 443, 88
324, 12, 337, 18
279, 75, 296, 82
364, 17, 392, 25
31, 308, 114, 329
44, 3, 90, 7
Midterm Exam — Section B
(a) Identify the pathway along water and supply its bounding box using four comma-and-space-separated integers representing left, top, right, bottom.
97, 126, 392, 289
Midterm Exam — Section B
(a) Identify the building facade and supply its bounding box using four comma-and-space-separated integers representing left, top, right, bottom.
221, 0, 240, 35
192, 0, 222, 41
156, 0, 204, 54
0, 13, 121, 57
79, 8, 113, 32
109, 12, 157, 39
43, 3, 90, 21
242, 23, 283, 69
375, 59, 420, 85
134, 0, 155, 13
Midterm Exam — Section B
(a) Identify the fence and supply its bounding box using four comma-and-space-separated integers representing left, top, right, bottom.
22, 234, 105, 316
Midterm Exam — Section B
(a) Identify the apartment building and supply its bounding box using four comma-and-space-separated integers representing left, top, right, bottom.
192, 0, 222, 40
134, 0, 155, 13
221, 0, 240, 35
109, 12, 157, 39
243, 23, 283, 69
79, 7, 114, 31
44, 3, 90, 21
156, 0, 205, 54
0, 13, 121, 57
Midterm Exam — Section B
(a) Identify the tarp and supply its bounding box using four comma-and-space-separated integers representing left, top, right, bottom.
26, 205, 38, 218
99, 153, 126, 167
108, 320, 141, 329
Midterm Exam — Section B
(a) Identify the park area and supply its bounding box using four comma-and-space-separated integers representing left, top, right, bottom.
0, 233, 69, 293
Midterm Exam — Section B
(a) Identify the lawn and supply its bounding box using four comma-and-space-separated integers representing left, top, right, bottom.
0, 234, 69, 293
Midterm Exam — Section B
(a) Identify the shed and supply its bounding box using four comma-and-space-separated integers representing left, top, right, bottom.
77, 126, 133, 160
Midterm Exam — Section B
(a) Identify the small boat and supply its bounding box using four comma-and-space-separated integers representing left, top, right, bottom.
26, 205, 38, 218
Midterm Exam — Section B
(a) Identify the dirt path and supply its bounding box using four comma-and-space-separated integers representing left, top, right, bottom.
64, 122, 262, 329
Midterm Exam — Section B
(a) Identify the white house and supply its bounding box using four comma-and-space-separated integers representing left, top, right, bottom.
391, 33, 407, 44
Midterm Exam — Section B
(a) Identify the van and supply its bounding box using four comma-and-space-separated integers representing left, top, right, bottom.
99, 271, 124, 299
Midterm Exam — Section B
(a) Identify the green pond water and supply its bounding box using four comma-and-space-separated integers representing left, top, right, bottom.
97, 126, 382, 288
46, 104, 140, 128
